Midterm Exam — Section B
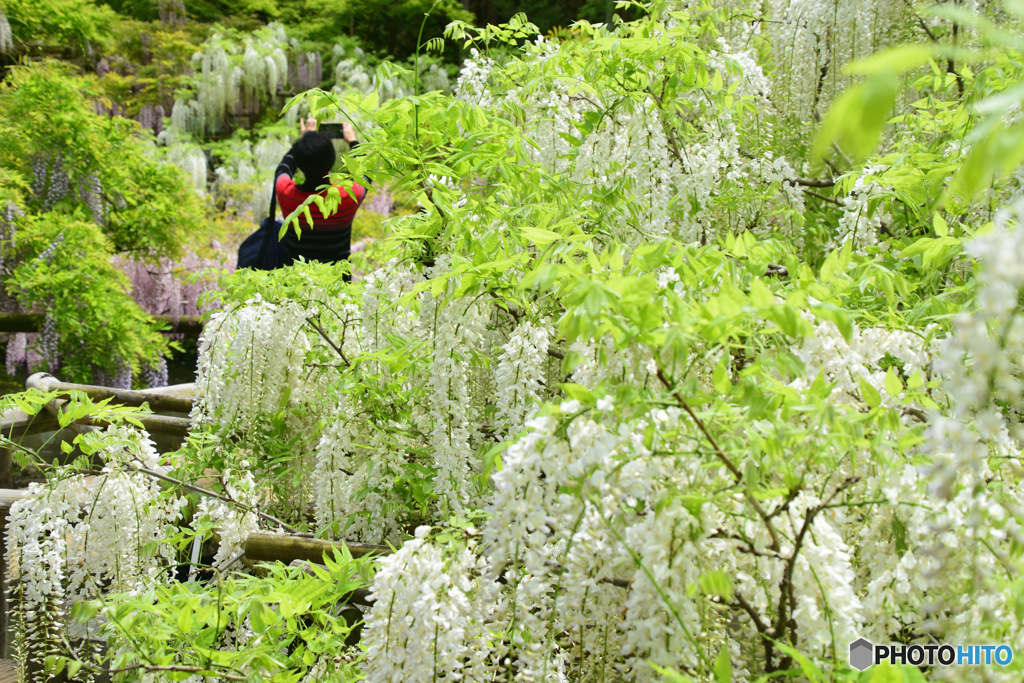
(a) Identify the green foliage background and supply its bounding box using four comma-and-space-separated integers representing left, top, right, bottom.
2, 0, 1024, 680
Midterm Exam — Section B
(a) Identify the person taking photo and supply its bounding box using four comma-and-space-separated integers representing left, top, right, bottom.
273, 117, 366, 266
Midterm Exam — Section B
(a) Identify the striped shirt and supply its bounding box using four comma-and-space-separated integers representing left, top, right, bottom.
274, 153, 367, 264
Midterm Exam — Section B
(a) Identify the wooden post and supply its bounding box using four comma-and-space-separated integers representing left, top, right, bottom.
0, 489, 29, 659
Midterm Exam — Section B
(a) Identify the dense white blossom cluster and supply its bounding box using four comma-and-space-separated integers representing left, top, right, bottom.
192, 295, 321, 434
455, 29, 805, 244
309, 264, 427, 543
837, 166, 891, 249
454, 48, 497, 108
313, 394, 412, 544
727, 0, 913, 127
354, 401, 883, 678
494, 319, 550, 434
6, 427, 184, 677
421, 259, 491, 512
195, 463, 262, 567
165, 140, 208, 195
362, 527, 504, 682
790, 315, 934, 407
171, 25, 291, 137
208, 134, 291, 223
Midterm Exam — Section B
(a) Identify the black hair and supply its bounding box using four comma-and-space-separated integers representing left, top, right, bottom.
291, 131, 336, 182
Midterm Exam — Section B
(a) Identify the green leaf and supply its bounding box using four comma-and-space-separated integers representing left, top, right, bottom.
70, 601, 99, 623
845, 44, 934, 76
700, 571, 734, 601
748, 278, 774, 306
519, 226, 561, 246
860, 376, 882, 409
884, 367, 904, 395
892, 514, 908, 555
712, 356, 731, 395
814, 75, 900, 161
647, 661, 696, 682
869, 662, 904, 683
811, 304, 853, 343
713, 647, 732, 683
559, 383, 596, 406
772, 641, 823, 682
177, 606, 194, 633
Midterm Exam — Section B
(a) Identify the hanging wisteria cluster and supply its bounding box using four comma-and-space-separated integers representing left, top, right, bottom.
171, 24, 291, 137
192, 295, 321, 434
6, 426, 185, 680
754, 0, 913, 127
451, 23, 804, 245
168, 22, 451, 141
0, 10, 12, 52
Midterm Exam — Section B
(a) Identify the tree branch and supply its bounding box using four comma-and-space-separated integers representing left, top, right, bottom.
305, 316, 350, 367
790, 177, 835, 188
655, 366, 781, 552
771, 476, 860, 670
803, 189, 843, 206
103, 664, 245, 681
134, 463, 297, 533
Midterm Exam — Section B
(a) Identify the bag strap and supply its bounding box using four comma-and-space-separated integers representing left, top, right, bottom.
268, 174, 280, 221
256, 181, 280, 268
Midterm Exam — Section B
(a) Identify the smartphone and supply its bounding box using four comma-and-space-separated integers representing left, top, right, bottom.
319, 123, 344, 139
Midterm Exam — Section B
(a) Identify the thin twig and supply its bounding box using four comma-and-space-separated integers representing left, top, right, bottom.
803, 189, 843, 206
901, 406, 928, 423
102, 664, 245, 681
708, 529, 776, 558
656, 366, 781, 552
305, 316, 350, 366
217, 550, 247, 573
771, 476, 860, 670
732, 591, 771, 644
900, 0, 938, 41
790, 177, 835, 188
135, 464, 297, 533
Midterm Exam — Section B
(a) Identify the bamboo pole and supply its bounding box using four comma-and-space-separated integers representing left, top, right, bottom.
25, 373, 191, 437
36, 381, 193, 414
0, 313, 204, 336
0, 489, 28, 511
244, 533, 389, 564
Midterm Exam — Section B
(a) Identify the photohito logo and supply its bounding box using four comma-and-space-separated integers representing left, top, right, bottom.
849, 638, 1014, 671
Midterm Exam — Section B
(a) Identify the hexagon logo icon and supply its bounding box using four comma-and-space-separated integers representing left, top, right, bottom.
849, 638, 874, 671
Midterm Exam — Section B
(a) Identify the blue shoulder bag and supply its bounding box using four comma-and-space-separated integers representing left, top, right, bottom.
237, 185, 289, 270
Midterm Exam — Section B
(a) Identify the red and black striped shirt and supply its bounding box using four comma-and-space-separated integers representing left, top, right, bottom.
274, 152, 366, 264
